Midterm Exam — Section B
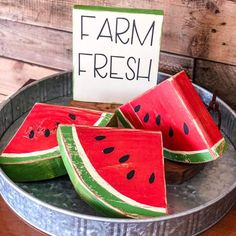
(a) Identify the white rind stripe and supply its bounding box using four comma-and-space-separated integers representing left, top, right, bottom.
2, 146, 59, 157
172, 81, 219, 160
164, 137, 224, 155
72, 126, 166, 213
93, 113, 109, 126
164, 147, 208, 155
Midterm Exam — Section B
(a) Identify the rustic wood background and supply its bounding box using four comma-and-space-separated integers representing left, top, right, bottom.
0, 0, 235, 109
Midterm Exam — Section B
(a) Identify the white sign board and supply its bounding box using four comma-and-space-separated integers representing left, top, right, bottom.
73, 5, 164, 104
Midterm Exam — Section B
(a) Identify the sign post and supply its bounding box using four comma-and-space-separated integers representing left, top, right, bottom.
73, 5, 164, 104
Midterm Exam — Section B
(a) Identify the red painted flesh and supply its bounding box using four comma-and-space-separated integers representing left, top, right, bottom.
3, 103, 104, 154
76, 126, 166, 208
120, 71, 223, 152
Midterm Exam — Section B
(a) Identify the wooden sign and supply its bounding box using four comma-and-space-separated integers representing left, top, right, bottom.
73, 5, 164, 104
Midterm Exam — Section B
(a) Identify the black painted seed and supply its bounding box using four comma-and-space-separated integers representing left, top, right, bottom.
156, 115, 161, 125
127, 170, 135, 180
169, 127, 174, 137
183, 122, 189, 135
69, 113, 76, 120
103, 147, 114, 154
119, 154, 130, 163
29, 130, 34, 139
143, 113, 149, 123
44, 129, 50, 137
134, 104, 141, 112
95, 135, 106, 141
149, 173, 155, 184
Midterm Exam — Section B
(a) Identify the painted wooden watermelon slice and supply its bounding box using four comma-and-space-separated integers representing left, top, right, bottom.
116, 71, 226, 163
0, 103, 116, 182
57, 125, 167, 218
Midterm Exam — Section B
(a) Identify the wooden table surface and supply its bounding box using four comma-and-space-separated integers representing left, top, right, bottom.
0, 57, 235, 235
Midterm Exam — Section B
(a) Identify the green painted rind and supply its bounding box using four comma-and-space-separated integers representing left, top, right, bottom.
164, 149, 213, 163
117, 109, 226, 164
57, 125, 166, 218
164, 138, 226, 163
0, 113, 115, 182
0, 155, 66, 182
213, 139, 227, 156
73, 5, 164, 16
115, 110, 132, 128
99, 113, 117, 127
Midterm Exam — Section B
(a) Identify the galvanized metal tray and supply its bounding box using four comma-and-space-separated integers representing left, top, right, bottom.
0, 71, 235, 236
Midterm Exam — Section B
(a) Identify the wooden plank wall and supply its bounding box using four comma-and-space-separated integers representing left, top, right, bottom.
0, 57, 58, 103
0, 0, 235, 109
0, 0, 235, 65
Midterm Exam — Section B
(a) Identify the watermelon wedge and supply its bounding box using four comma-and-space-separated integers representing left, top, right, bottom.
57, 125, 167, 218
0, 103, 116, 182
116, 71, 226, 163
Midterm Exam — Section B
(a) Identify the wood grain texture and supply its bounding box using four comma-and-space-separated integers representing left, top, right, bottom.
195, 59, 236, 110
69, 100, 120, 112
0, 0, 235, 64
201, 203, 236, 236
159, 52, 194, 79
0, 57, 58, 102
0, 196, 47, 236
164, 160, 206, 185
0, 19, 71, 70
0, 94, 7, 103
0, 17, 197, 74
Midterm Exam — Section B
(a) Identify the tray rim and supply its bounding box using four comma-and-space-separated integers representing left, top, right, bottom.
1, 162, 236, 224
